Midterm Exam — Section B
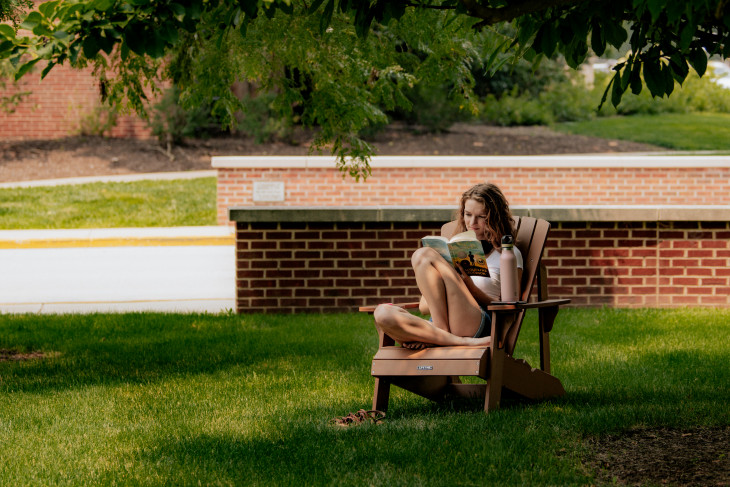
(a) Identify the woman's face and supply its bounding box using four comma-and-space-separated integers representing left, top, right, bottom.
463, 198, 488, 240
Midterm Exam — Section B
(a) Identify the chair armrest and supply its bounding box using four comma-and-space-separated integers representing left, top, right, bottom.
486, 298, 570, 312
358, 302, 421, 313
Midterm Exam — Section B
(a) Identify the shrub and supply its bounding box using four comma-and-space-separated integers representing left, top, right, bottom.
392, 82, 472, 132
147, 86, 223, 147
75, 104, 118, 137
236, 93, 294, 143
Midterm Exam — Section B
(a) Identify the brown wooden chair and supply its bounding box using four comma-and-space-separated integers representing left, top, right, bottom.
359, 216, 570, 413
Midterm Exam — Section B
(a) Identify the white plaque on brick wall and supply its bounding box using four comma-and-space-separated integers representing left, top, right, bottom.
253, 181, 285, 202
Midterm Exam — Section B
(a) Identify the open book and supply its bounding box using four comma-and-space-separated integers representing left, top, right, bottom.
421, 230, 489, 277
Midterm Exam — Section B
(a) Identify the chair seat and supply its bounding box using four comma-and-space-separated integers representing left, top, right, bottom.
372, 346, 490, 377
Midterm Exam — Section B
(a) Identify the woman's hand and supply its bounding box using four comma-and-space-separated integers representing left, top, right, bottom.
457, 262, 491, 308
455, 262, 473, 287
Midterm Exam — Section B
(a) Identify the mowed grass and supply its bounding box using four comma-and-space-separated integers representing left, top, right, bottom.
0, 177, 217, 229
555, 112, 730, 151
0, 308, 728, 485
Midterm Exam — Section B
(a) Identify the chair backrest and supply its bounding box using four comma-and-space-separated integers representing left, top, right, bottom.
441, 216, 551, 355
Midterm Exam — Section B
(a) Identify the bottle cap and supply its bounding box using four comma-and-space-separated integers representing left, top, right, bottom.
501, 234, 514, 247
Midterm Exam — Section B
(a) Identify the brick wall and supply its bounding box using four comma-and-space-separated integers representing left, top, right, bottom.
545, 221, 730, 307
213, 156, 730, 225
0, 63, 151, 139
235, 221, 439, 313
230, 208, 730, 313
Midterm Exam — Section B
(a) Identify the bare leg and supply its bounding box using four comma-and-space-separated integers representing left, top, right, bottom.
374, 304, 491, 347
411, 247, 483, 337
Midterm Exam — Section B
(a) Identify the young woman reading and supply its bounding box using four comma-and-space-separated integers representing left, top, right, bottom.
373, 183, 523, 349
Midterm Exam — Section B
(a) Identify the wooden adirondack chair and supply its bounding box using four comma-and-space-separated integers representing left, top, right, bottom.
359, 216, 570, 413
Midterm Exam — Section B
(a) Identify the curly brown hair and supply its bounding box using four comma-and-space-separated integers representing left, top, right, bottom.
455, 183, 515, 248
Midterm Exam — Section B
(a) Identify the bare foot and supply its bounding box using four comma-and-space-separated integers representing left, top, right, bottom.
401, 341, 436, 350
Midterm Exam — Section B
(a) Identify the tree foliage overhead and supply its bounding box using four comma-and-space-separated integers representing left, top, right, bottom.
1, 0, 728, 177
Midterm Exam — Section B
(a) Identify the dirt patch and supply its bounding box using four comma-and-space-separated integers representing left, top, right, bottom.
0, 348, 59, 362
0, 123, 664, 183
586, 426, 730, 486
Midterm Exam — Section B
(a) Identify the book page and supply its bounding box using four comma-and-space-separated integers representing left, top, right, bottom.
421, 236, 453, 263
448, 230, 478, 242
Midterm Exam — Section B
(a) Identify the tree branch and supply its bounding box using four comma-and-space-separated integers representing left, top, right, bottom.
459, 0, 587, 26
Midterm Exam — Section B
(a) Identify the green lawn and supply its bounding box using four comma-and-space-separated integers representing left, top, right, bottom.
556, 112, 730, 151
0, 177, 216, 229
1, 308, 728, 485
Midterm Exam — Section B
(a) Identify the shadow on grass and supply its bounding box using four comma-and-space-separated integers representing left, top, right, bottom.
0, 312, 379, 394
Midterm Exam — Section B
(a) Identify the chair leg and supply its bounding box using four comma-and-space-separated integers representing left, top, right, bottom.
484, 347, 505, 412
373, 377, 390, 412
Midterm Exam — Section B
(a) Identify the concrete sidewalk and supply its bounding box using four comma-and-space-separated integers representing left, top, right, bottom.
0, 170, 217, 188
0, 226, 236, 314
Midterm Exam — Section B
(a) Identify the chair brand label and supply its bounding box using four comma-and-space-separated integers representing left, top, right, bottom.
417, 365, 433, 370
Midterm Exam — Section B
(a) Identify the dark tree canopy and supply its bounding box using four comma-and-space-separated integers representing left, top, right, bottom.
1, 1, 728, 177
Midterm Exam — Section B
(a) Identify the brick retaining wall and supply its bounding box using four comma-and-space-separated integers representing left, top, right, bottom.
213, 155, 730, 225
229, 207, 730, 313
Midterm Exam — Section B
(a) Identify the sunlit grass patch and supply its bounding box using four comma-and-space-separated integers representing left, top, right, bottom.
0, 177, 216, 229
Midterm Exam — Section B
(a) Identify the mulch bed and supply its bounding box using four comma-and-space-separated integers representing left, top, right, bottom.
0, 123, 664, 183
585, 426, 730, 486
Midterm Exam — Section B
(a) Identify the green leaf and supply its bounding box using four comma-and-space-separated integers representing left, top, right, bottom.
643, 58, 664, 97
82, 35, 100, 59
0, 24, 15, 40
611, 71, 624, 107
239, 0, 258, 20
668, 52, 689, 83
120, 40, 129, 61
124, 23, 147, 56
170, 3, 186, 18
52, 30, 72, 41
0, 39, 12, 51
646, 0, 665, 22
688, 48, 707, 76
97, 33, 115, 55
20, 11, 44, 31
15, 58, 41, 80
662, 64, 674, 96
603, 18, 628, 49
630, 60, 643, 95
159, 23, 179, 45
534, 22, 557, 58
148, 31, 166, 58
32, 24, 54, 37
319, 0, 334, 35
92, 0, 116, 11
307, 0, 326, 15
679, 22, 695, 51
591, 20, 605, 57
598, 75, 613, 109
620, 60, 631, 90
40, 61, 55, 79
278, 0, 293, 15
665, 0, 684, 22
38, 0, 60, 17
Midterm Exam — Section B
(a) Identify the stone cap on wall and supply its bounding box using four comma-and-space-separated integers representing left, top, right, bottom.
214, 154, 730, 168
229, 205, 730, 222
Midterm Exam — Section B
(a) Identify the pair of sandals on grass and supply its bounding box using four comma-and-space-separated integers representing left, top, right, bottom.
331, 409, 386, 427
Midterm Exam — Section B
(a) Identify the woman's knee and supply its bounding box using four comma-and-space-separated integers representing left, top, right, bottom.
412, 246, 439, 268
373, 304, 399, 331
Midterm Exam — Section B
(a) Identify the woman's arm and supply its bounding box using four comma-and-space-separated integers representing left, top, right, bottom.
456, 262, 493, 308
457, 263, 524, 305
